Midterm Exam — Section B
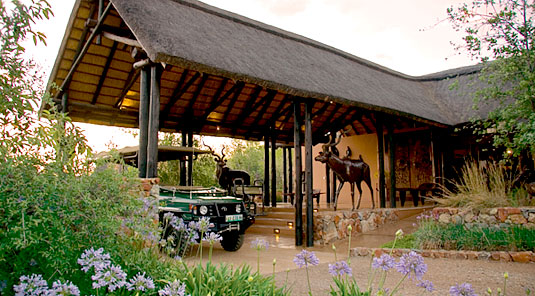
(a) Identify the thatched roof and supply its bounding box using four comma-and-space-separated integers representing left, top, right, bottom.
47, 0, 484, 143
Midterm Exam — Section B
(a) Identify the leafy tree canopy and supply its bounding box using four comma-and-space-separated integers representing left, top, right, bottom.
448, 0, 535, 157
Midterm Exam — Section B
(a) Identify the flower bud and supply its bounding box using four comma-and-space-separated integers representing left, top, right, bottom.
395, 229, 404, 238
504, 272, 509, 279
347, 225, 352, 232
332, 244, 336, 251
247, 276, 254, 283
487, 287, 492, 295
273, 258, 277, 265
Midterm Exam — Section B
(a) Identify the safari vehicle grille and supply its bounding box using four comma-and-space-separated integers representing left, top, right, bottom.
216, 203, 238, 216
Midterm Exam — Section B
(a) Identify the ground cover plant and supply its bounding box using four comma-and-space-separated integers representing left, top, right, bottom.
381, 213, 535, 252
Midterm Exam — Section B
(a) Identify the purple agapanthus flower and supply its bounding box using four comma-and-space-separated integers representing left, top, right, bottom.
293, 250, 320, 268
77, 247, 111, 273
197, 217, 210, 233
158, 280, 187, 296
13, 274, 49, 296
203, 232, 222, 244
450, 283, 478, 296
91, 264, 127, 292
51, 280, 80, 296
395, 251, 427, 280
417, 280, 435, 292
328, 261, 352, 277
126, 272, 155, 292
372, 254, 396, 271
171, 217, 186, 231
187, 228, 199, 243
188, 221, 199, 231
251, 238, 269, 251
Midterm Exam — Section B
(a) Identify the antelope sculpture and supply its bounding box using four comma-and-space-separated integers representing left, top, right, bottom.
204, 144, 251, 194
315, 135, 374, 210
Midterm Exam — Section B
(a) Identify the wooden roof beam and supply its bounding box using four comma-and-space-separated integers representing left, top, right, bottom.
184, 73, 209, 117
161, 70, 199, 123
220, 81, 245, 123
329, 108, 356, 135
248, 89, 277, 130
91, 41, 118, 105
114, 67, 141, 108
350, 111, 372, 134
197, 79, 242, 130
316, 103, 341, 136
231, 85, 263, 134
57, 2, 113, 99
267, 94, 292, 127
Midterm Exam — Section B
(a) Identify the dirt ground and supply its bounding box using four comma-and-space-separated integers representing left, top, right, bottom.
275, 256, 535, 295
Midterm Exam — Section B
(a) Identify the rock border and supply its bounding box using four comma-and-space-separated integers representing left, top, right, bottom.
350, 247, 535, 263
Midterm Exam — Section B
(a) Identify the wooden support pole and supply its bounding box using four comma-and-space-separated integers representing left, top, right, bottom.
271, 128, 277, 207
138, 66, 150, 178
146, 65, 161, 178
377, 115, 386, 208
283, 147, 288, 203
326, 163, 331, 205
388, 124, 396, 208
180, 132, 187, 186
294, 101, 303, 246
288, 147, 293, 200
264, 134, 270, 207
187, 131, 193, 186
305, 101, 314, 247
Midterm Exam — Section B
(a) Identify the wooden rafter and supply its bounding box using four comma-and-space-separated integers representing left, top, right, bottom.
221, 81, 245, 123
329, 108, 355, 135
57, 2, 113, 99
231, 85, 263, 134
91, 41, 118, 105
267, 94, 292, 126
317, 103, 341, 135
161, 71, 200, 122
312, 101, 330, 118
197, 79, 241, 128
248, 90, 277, 130
351, 111, 372, 134
114, 67, 141, 108
184, 73, 209, 116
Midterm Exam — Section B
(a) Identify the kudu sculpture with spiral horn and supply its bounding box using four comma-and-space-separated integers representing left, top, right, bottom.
315, 134, 374, 210
204, 143, 251, 194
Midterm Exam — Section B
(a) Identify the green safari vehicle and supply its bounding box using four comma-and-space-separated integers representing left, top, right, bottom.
112, 145, 255, 251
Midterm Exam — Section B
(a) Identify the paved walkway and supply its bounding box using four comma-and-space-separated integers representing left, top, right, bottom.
187, 213, 418, 274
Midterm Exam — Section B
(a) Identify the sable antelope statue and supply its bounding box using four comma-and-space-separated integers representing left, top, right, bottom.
204, 144, 251, 194
315, 135, 374, 210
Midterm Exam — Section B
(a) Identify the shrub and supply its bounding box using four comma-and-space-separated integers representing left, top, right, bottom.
434, 160, 533, 210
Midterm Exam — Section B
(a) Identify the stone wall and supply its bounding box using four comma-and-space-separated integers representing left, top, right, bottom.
350, 247, 535, 263
313, 209, 399, 245
432, 207, 535, 227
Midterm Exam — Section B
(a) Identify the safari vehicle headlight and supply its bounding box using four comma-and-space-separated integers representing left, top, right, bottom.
235, 204, 242, 213
199, 205, 208, 215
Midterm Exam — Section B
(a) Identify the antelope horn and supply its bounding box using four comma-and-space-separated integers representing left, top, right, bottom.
203, 141, 220, 161
220, 146, 226, 161
321, 133, 333, 151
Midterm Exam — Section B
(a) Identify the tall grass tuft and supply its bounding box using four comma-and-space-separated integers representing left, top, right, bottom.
433, 160, 532, 210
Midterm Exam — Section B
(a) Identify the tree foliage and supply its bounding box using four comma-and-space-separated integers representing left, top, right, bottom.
448, 0, 535, 156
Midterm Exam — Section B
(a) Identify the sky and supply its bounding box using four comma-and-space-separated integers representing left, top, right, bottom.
27, 0, 474, 152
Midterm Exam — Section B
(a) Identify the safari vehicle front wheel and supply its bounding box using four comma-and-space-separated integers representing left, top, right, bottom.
220, 231, 245, 251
